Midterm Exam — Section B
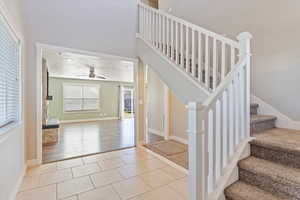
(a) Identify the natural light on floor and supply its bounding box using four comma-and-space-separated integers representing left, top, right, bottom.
17, 147, 188, 200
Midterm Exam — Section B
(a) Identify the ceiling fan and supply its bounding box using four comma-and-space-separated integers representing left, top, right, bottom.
75, 65, 107, 79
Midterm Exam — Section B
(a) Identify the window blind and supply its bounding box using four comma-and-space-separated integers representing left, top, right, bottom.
63, 84, 99, 112
0, 14, 20, 128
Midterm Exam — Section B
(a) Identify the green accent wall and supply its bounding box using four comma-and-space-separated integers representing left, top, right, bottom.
48, 77, 133, 121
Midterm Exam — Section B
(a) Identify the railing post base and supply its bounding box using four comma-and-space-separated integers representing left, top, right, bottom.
187, 102, 206, 200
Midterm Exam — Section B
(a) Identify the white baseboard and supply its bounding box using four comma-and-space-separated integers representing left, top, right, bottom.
252, 95, 300, 130
169, 135, 188, 145
9, 164, 27, 200
26, 159, 41, 167
148, 128, 164, 137
60, 117, 119, 124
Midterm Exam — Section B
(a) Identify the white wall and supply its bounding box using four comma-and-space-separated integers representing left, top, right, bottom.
159, 0, 300, 121
0, 0, 26, 199
147, 68, 165, 134
22, 0, 138, 160
169, 92, 188, 141
147, 67, 188, 140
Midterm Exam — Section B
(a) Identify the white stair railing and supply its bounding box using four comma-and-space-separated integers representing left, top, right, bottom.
188, 32, 252, 200
138, 2, 241, 92
137, 2, 252, 200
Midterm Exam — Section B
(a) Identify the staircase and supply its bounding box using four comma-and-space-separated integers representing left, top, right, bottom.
136, 2, 300, 200
137, 2, 253, 200
250, 103, 277, 135
225, 103, 300, 200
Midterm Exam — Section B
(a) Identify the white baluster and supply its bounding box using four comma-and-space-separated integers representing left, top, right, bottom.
231, 46, 235, 70
192, 29, 195, 77
186, 26, 189, 73
212, 38, 217, 90
157, 12, 159, 48
198, 31, 202, 82
159, 14, 162, 51
207, 109, 214, 194
166, 17, 169, 56
221, 42, 226, 80
138, 5, 141, 35
175, 22, 179, 64
141, 6, 144, 37
145, 8, 148, 41
222, 90, 229, 167
180, 23, 184, 69
215, 100, 222, 179
151, 10, 154, 44
234, 74, 240, 146
212, 107, 217, 191
162, 16, 165, 54
205, 34, 209, 89
229, 80, 236, 152
171, 19, 174, 60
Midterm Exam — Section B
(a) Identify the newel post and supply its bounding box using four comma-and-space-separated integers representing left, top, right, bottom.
187, 102, 207, 200
237, 32, 253, 138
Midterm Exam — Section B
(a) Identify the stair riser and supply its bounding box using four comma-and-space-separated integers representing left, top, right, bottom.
239, 168, 300, 199
250, 106, 258, 115
251, 144, 300, 169
251, 120, 275, 135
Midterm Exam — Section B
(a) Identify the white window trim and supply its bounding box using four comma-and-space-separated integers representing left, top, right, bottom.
62, 83, 100, 113
0, 5, 22, 135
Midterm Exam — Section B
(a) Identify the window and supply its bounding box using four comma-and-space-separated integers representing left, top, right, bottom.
0, 14, 20, 129
63, 84, 100, 112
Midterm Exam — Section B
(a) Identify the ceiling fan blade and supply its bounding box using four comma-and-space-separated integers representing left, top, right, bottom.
96, 75, 107, 79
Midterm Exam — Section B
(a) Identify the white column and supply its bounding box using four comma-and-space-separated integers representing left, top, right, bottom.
187, 102, 207, 200
163, 84, 170, 140
237, 32, 252, 139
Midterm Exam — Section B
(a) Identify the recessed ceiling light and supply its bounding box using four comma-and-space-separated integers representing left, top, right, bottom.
66, 58, 73, 63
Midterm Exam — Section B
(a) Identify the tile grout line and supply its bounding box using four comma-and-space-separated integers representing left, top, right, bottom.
111, 183, 122, 200
20, 147, 187, 200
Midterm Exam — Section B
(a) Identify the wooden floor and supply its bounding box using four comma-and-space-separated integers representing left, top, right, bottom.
42, 119, 135, 163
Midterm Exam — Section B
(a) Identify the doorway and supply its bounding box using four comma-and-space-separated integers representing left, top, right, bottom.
37, 44, 139, 163
120, 87, 134, 119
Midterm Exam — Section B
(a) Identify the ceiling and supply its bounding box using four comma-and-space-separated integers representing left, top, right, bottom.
43, 49, 134, 83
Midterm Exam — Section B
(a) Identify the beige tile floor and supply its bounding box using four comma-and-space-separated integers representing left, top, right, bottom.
17, 147, 188, 200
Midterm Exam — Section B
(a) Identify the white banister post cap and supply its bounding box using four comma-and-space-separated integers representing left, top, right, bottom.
237, 32, 253, 41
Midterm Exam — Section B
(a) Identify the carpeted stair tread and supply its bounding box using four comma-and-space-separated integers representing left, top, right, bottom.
225, 181, 282, 200
251, 115, 277, 124
239, 156, 300, 185
250, 103, 259, 115
250, 128, 300, 156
